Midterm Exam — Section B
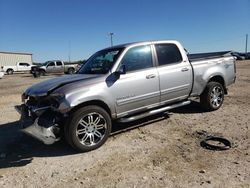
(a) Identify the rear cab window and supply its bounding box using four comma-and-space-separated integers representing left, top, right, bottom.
19, 63, 29, 66
155, 43, 183, 66
56, 61, 63, 66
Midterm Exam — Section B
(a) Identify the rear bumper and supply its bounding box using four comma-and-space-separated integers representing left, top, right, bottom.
15, 105, 60, 145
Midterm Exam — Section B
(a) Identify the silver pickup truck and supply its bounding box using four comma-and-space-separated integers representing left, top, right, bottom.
31, 60, 78, 76
16, 40, 236, 152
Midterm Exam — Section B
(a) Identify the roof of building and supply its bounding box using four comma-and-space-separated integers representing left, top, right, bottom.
0, 51, 32, 55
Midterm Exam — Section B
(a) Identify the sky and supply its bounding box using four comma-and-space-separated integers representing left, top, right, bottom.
0, 0, 250, 62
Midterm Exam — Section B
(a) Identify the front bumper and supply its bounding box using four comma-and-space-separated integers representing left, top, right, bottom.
15, 104, 60, 145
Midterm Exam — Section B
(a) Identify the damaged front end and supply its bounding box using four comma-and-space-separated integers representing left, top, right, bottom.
16, 93, 66, 145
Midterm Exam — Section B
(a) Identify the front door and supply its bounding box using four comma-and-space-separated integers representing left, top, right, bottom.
55, 61, 64, 72
18, 63, 28, 71
109, 45, 160, 117
46, 62, 56, 73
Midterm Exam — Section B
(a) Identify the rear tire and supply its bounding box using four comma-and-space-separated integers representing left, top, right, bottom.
6, 69, 14, 75
65, 105, 111, 152
67, 68, 75, 74
200, 82, 224, 111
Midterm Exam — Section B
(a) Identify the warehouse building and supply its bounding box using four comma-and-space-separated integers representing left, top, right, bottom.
0, 51, 33, 67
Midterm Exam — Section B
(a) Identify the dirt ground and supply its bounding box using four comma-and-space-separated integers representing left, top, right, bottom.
0, 61, 249, 188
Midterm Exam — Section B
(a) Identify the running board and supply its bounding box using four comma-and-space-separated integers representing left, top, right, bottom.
118, 100, 191, 123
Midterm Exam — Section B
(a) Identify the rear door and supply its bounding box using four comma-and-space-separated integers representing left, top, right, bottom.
154, 43, 192, 104
22, 63, 31, 71
17, 63, 27, 71
110, 45, 160, 117
55, 61, 64, 72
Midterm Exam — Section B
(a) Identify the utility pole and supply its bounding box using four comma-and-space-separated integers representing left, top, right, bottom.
68, 40, 71, 63
245, 34, 248, 54
109, 32, 114, 47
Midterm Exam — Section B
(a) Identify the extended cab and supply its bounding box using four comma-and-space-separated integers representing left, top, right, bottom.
16, 40, 236, 152
2, 62, 34, 75
31, 60, 78, 76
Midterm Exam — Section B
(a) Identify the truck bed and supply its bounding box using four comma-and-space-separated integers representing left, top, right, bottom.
189, 54, 236, 97
188, 51, 232, 62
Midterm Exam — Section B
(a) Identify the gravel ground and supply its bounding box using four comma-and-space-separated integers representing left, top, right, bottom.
0, 62, 249, 188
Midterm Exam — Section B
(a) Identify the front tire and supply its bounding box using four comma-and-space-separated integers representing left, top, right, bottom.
65, 105, 111, 152
200, 82, 225, 111
39, 70, 45, 76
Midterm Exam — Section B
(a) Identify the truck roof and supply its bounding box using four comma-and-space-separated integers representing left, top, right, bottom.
103, 40, 179, 50
46, 60, 62, 62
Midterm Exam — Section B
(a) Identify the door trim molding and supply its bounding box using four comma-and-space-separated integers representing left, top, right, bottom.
116, 91, 160, 106
161, 84, 190, 95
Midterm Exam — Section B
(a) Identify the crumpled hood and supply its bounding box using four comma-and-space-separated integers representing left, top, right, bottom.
25, 74, 99, 96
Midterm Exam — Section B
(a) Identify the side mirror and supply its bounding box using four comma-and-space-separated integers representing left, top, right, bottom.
114, 64, 126, 77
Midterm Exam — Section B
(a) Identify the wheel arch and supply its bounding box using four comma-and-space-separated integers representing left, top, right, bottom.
207, 75, 227, 94
66, 67, 75, 74
69, 100, 112, 118
39, 68, 46, 72
68, 67, 75, 71
6, 68, 14, 73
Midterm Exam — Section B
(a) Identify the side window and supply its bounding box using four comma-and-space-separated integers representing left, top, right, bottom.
56, 61, 62, 66
48, 62, 55, 67
19, 63, 26, 66
155, 44, 183, 66
120, 45, 153, 72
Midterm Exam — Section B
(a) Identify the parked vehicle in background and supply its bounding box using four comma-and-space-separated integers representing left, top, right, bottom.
0, 71, 4, 79
31, 60, 78, 76
1, 62, 34, 75
231, 52, 248, 60
17, 40, 236, 152
245, 52, 250, 59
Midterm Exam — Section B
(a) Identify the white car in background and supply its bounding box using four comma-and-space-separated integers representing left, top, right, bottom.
0, 71, 4, 79
1, 62, 34, 75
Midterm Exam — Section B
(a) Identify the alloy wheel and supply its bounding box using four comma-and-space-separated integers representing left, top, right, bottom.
210, 86, 223, 108
76, 112, 107, 146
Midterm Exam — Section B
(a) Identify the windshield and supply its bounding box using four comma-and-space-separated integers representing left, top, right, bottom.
42, 61, 51, 66
78, 48, 124, 74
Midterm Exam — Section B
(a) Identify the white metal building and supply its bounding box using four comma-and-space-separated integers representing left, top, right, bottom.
0, 51, 33, 67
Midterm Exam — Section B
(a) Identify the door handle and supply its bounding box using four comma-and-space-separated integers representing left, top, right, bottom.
146, 74, 156, 79
181, 68, 189, 72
